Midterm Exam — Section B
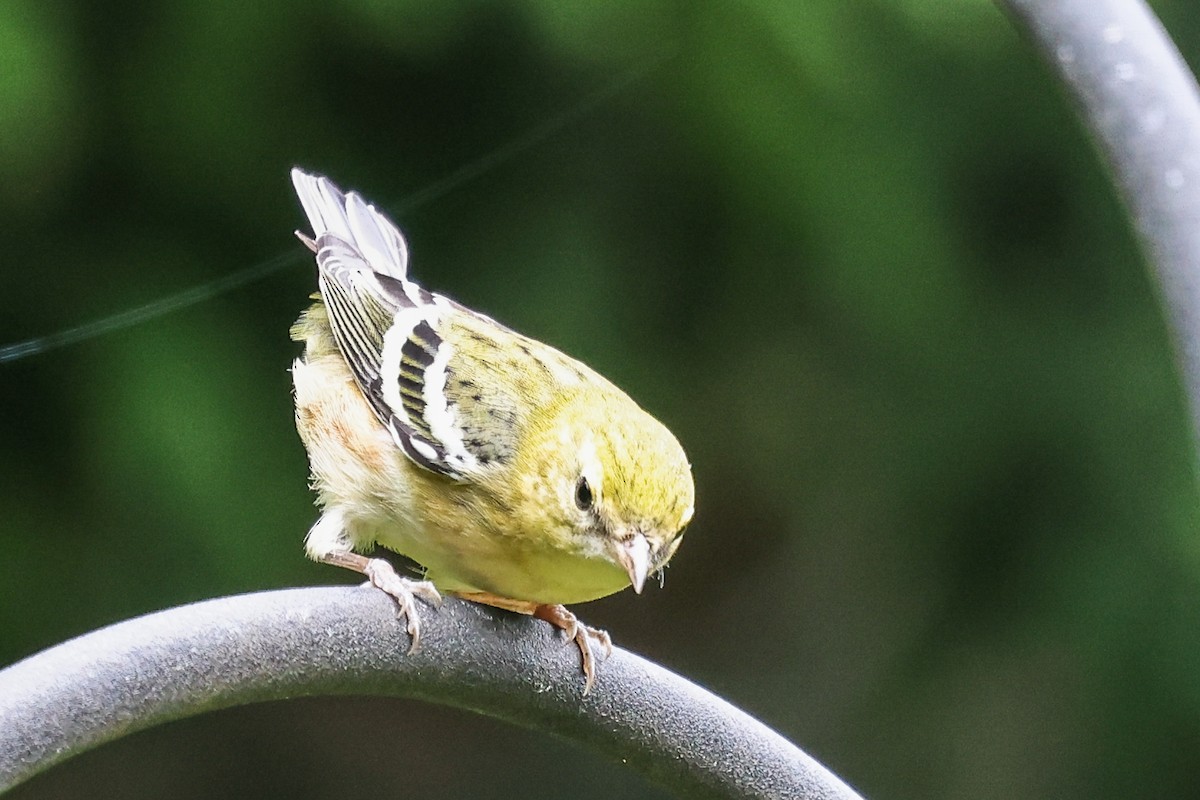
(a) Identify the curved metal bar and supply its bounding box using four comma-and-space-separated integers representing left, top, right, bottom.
0, 587, 862, 800
999, 0, 1200, 443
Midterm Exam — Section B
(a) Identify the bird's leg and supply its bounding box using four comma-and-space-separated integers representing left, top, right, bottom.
321, 551, 441, 653
453, 591, 539, 615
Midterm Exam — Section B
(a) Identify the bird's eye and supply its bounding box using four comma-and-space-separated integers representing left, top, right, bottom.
575, 476, 594, 511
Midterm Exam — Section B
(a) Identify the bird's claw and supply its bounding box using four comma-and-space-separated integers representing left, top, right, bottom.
362, 558, 442, 653
534, 604, 612, 694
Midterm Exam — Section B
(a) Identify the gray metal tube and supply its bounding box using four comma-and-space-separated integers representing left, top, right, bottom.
0, 587, 863, 800
999, 0, 1200, 445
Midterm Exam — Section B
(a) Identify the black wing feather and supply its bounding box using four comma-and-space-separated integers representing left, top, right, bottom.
314, 233, 461, 479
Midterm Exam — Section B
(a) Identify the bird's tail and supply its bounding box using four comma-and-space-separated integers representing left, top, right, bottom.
291, 168, 410, 281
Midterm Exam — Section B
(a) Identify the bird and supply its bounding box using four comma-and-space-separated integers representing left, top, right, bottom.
288, 168, 694, 691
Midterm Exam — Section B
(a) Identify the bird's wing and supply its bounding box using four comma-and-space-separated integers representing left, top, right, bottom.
294, 167, 480, 478
311, 233, 474, 478
294, 168, 589, 481
311, 228, 556, 481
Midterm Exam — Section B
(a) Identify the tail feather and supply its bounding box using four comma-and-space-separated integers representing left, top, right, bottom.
291, 168, 410, 280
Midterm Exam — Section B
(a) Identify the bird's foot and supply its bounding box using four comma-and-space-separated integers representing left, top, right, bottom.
361, 557, 442, 653
534, 604, 613, 694
452, 593, 612, 693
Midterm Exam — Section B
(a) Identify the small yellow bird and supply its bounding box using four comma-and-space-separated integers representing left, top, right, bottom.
289, 169, 694, 691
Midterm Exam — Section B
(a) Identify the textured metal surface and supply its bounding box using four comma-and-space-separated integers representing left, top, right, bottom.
0, 587, 862, 799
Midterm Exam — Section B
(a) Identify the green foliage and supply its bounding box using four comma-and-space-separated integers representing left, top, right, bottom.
2, 0, 1199, 798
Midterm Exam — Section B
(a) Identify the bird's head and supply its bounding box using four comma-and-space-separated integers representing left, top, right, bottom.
527, 388, 695, 594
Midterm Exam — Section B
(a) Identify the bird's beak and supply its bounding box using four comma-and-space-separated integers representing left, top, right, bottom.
616, 534, 651, 594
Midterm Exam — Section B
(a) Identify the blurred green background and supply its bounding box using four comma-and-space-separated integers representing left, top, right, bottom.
3, 0, 1200, 797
